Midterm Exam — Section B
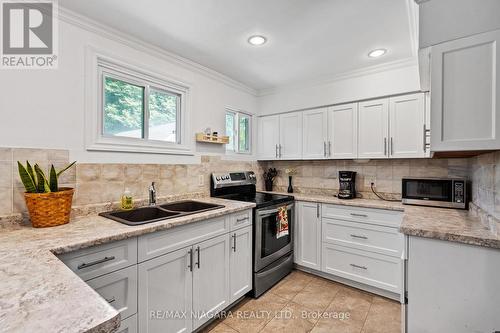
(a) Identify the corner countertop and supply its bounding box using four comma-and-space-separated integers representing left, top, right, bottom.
266, 191, 500, 250
0, 197, 255, 333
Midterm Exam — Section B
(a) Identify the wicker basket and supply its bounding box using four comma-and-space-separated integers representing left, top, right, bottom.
24, 188, 74, 228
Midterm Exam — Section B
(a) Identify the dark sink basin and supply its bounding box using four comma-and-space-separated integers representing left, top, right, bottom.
158, 200, 224, 213
100, 206, 181, 226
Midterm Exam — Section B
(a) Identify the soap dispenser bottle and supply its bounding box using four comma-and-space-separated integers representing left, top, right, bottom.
121, 188, 134, 210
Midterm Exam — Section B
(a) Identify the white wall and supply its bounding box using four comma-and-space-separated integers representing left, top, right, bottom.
257, 63, 421, 115
0, 16, 257, 164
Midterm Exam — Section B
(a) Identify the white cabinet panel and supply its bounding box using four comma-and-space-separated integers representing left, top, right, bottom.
327, 103, 358, 159
358, 99, 389, 159
431, 29, 500, 151
279, 113, 303, 159
302, 108, 328, 159
257, 115, 280, 160
117, 314, 137, 333
229, 226, 252, 303
295, 201, 321, 270
138, 247, 192, 333
389, 93, 425, 158
192, 234, 230, 330
407, 236, 500, 333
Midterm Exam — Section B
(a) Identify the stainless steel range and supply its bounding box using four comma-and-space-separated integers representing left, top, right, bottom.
210, 171, 295, 297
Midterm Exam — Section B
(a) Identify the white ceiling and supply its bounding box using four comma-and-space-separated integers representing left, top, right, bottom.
59, 0, 416, 91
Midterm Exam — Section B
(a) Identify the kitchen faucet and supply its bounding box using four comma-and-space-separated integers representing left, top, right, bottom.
149, 182, 156, 206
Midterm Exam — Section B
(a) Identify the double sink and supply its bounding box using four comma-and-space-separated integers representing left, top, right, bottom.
99, 200, 225, 226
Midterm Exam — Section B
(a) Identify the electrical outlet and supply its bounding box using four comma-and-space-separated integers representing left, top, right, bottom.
198, 175, 204, 186
365, 176, 376, 188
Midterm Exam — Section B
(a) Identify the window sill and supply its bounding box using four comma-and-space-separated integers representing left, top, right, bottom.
86, 139, 194, 155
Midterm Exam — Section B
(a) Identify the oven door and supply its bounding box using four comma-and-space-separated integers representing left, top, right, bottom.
254, 202, 294, 272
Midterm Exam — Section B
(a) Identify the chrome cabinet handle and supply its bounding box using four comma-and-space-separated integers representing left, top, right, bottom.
275, 144, 278, 158
350, 213, 368, 218
232, 233, 237, 252
350, 263, 367, 270
384, 138, 387, 156
188, 249, 193, 271
77, 256, 115, 270
236, 217, 249, 223
350, 234, 368, 240
423, 125, 426, 152
390, 137, 394, 156
195, 246, 200, 269
323, 142, 327, 157
279, 144, 282, 158
105, 297, 116, 304
328, 141, 332, 157
316, 203, 320, 218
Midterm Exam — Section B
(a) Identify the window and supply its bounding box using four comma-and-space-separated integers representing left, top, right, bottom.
226, 109, 251, 154
86, 52, 192, 155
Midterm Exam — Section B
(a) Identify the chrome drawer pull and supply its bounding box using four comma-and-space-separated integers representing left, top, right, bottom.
350, 234, 368, 240
350, 213, 368, 218
105, 297, 116, 304
196, 246, 200, 269
350, 264, 367, 270
77, 256, 115, 270
188, 249, 193, 271
236, 217, 249, 223
232, 233, 237, 252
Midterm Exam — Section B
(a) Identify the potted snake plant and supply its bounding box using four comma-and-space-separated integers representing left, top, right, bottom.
17, 161, 76, 228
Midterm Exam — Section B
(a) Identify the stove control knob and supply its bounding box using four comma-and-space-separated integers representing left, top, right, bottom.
216, 177, 220, 181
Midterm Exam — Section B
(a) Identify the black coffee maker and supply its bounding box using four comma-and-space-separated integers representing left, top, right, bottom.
338, 171, 356, 199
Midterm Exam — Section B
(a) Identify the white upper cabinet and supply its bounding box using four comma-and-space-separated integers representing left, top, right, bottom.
257, 115, 280, 160
389, 93, 426, 158
328, 103, 358, 159
358, 98, 389, 159
431, 29, 500, 152
302, 108, 328, 159
279, 113, 303, 159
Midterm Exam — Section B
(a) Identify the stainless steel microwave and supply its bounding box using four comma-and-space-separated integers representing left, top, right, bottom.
401, 177, 467, 209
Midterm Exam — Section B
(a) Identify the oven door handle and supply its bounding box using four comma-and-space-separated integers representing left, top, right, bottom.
258, 204, 294, 216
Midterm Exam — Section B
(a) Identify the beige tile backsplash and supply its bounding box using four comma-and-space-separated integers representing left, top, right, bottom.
263, 158, 470, 199
0, 146, 496, 221
0, 147, 264, 216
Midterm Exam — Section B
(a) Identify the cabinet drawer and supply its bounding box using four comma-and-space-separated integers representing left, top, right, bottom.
138, 216, 227, 262
322, 204, 403, 228
229, 210, 252, 231
117, 314, 137, 333
59, 238, 138, 281
322, 218, 403, 258
322, 243, 402, 294
87, 265, 138, 320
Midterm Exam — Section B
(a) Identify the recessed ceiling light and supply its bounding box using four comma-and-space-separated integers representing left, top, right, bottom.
248, 35, 267, 46
368, 48, 387, 58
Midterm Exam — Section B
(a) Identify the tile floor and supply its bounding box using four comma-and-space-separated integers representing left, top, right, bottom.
202, 270, 401, 333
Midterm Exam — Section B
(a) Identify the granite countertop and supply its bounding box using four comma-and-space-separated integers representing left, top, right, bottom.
267, 191, 500, 250
0, 197, 255, 333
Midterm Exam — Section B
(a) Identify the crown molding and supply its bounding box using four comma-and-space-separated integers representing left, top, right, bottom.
257, 57, 418, 97
56, 6, 258, 96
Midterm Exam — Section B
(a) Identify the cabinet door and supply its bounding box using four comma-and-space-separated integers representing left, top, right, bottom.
431, 29, 500, 151
388, 93, 425, 158
229, 226, 252, 303
358, 98, 389, 159
192, 234, 230, 330
327, 103, 358, 159
138, 247, 192, 333
295, 201, 321, 270
279, 112, 303, 159
302, 108, 328, 159
257, 115, 280, 160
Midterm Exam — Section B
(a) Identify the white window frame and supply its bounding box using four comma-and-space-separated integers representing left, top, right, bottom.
85, 47, 193, 155
225, 108, 252, 155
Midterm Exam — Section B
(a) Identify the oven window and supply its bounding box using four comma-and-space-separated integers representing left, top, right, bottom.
403, 179, 452, 201
261, 207, 292, 258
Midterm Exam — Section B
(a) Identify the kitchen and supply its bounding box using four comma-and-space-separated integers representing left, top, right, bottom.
0, 0, 499, 333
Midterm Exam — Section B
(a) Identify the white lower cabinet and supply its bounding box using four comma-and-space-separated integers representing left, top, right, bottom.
295, 202, 405, 300
192, 234, 230, 330
138, 247, 193, 333
229, 226, 253, 303
294, 201, 321, 270
117, 314, 137, 333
